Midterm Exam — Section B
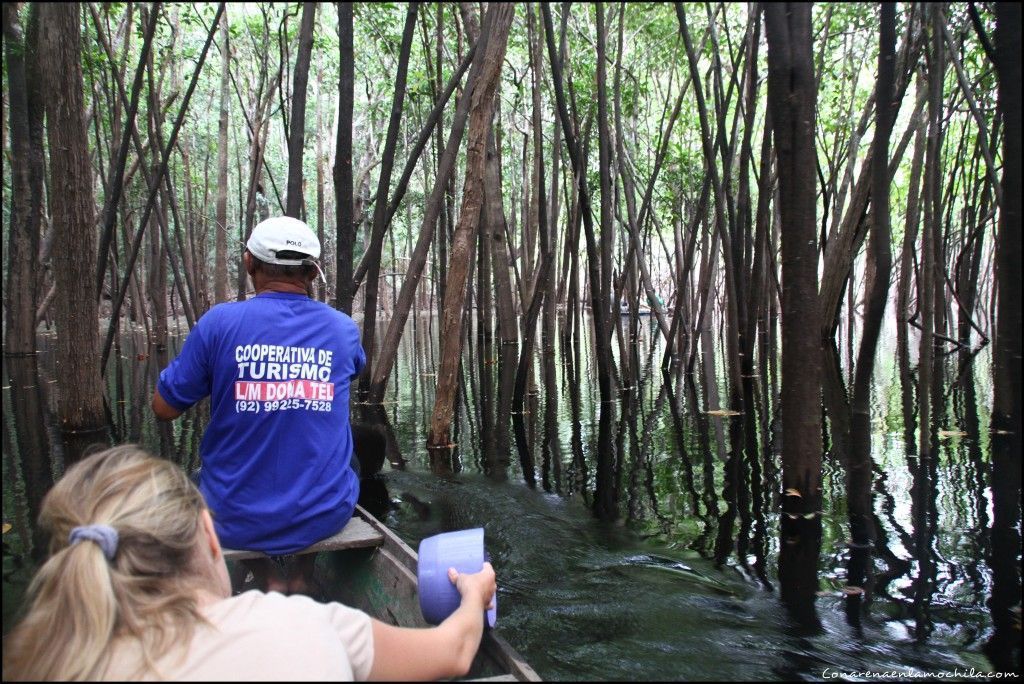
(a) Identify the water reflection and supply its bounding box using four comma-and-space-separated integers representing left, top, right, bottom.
2, 315, 1020, 677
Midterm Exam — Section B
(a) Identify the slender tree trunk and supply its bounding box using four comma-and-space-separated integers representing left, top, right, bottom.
467, 0, 516, 346
818, 16, 922, 340
427, 3, 515, 449
852, 2, 896, 414
485, 124, 518, 343
919, 5, 945, 459
285, 3, 316, 218
596, 3, 614, 337
316, 86, 326, 302
513, 2, 551, 415
897, 105, 926, 358
147, 187, 169, 348
215, 7, 230, 302
359, 3, 419, 396
992, 0, 1022, 438
101, 3, 224, 370
367, 22, 486, 402
543, 4, 614, 397
845, 3, 896, 611
40, 2, 109, 461
93, 3, 160, 300
335, 2, 354, 312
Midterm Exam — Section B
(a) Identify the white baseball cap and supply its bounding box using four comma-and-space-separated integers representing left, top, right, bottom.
246, 216, 321, 265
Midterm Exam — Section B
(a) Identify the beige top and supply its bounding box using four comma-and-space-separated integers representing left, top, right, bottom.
102, 590, 375, 681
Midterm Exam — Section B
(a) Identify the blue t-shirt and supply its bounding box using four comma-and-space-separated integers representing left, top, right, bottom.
158, 292, 366, 555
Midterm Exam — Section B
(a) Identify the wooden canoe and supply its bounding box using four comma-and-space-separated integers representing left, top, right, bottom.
224, 506, 541, 682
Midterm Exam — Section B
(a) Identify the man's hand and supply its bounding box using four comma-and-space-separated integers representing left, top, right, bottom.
151, 388, 183, 421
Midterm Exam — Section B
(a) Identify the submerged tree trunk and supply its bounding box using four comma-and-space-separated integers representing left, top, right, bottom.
427, 3, 514, 450
765, 1, 823, 626
845, 2, 896, 617
764, 1, 823, 519
40, 2, 108, 461
986, 6, 1021, 669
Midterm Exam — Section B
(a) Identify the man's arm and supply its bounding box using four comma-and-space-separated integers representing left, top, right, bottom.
152, 388, 183, 421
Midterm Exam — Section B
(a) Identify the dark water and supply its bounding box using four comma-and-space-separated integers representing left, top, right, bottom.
3, 312, 1020, 680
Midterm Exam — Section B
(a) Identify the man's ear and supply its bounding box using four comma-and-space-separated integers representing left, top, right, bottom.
243, 251, 256, 276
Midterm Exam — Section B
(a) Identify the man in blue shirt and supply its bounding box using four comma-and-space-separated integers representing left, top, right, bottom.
152, 216, 365, 594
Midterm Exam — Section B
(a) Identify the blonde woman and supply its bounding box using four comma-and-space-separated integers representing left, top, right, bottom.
2, 445, 496, 681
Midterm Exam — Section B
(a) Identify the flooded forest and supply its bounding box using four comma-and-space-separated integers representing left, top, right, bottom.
2, 2, 1021, 679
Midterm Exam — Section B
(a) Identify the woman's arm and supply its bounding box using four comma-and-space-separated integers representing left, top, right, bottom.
367, 563, 496, 681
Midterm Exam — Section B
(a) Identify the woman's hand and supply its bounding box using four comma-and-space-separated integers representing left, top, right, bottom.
447, 562, 496, 612
368, 562, 498, 680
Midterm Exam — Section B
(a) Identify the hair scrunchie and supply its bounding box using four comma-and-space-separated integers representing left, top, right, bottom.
68, 524, 119, 561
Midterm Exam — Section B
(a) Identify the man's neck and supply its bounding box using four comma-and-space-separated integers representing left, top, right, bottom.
254, 279, 309, 296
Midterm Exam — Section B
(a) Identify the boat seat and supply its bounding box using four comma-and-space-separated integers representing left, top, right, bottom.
465, 676, 520, 682
223, 516, 384, 561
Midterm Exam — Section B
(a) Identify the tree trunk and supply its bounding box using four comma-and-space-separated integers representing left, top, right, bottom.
919, 5, 946, 459
764, 1, 822, 625
817, 16, 922, 340
897, 103, 926, 359
359, 3, 419, 396
845, 2, 896, 608
992, 0, 1022, 438
485, 125, 518, 344
987, 3, 1022, 673
852, 2, 896, 415
101, 3, 224, 370
427, 3, 515, 449
147, 188, 169, 349
596, 3, 614, 338
39, 2, 109, 461
543, 4, 614, 399
988, 9, 1023, 666
367, 20, 486, 402
285, 3, 316, 218
513, 2, 551, 416
765, 0, 823, 511
215, 7, 230, 302
469, 0, 516, 346
3, 4, 44, 355
93, 4, 160, 301
334, 2, 354, 312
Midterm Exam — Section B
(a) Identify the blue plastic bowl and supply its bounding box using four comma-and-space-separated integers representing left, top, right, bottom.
417, 528, 497, 627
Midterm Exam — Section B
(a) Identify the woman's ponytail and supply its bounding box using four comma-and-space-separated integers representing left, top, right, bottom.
5, 538, 120, 679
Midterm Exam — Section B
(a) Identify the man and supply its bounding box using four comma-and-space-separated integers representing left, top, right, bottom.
152, 216, 365, 594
